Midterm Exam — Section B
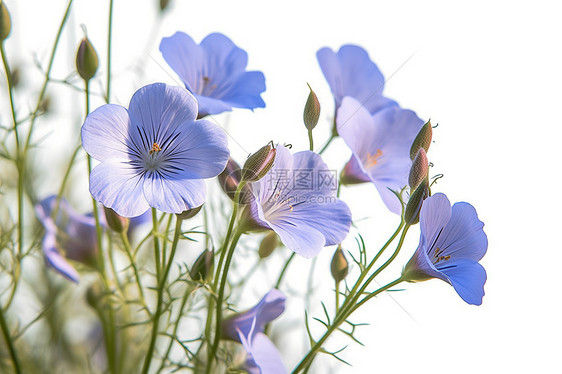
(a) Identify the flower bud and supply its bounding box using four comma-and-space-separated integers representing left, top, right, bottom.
408, 148, 429, 191
159, 0, 171, 11
241, 142, 276, 182
104, 206, 129, 233
331, 246, 349, 283
258, 231, 279, 259
86, 280, 104, 311
410, 120, 432, 160
177, 204, 203, 220
189, 249, 214, 282
0, 1, 11, 42
404, 179, 429, 226
218, 158, 253, 204
76, 36, 99, 82
303, 84, 321, 131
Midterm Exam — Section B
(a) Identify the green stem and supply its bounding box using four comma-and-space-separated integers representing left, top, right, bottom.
308, 129, 314, 151
141, 215, 183, 374
318, 134, 334, 155
120, 231, 147, 312
152, 208, 161, 282
0, 307, 22, 374
105, 0, 114, 103
24, 0, 74, 153
275, 252, 295, 289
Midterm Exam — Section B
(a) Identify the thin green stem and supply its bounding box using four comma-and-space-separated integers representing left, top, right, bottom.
308, 129, 314, 151
152, 208, 162, 282
335, 281, 340, 313
120, 231, 147, 312
317, 134, 334, 155
275, 252, 295, 289
0, 307, 22, 374
141, 215, 183, 374
24, 0, 74, 153
105, 0, 114, 103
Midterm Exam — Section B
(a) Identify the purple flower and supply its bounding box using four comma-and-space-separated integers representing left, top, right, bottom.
35, 196, 99, 282
242, 146, 352, 258
402, 193, 488, 305
317, 44, 396, 115
337, 97, 424, 214
222, 289, 287, 374
160, 32, 266, 117
81, 83, 230, 217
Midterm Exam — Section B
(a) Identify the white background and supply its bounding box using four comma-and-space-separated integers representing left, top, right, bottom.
5, 0, 562, 373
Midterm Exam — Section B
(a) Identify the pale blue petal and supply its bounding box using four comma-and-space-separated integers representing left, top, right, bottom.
194, 94, 232, 117
341, 155, 371, 184
435, 202, 488, 261
159, 32, 202, 92
81, 104, 132, 162
268, 218, 327, 258
89, 162, 149, 218
42, 230, 80, 283
200, 33, 248, 83
437, 258, 487, 305
143, 174, 206, 214
243, 333, 287, 374
225, 71, 266, 109
420, 193, 452, 251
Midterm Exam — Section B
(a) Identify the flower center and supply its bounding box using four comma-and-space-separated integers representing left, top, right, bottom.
364, 149, 383, 169
199, 75, 218, 96
432, 247, 451, 264
149, 142, 162, 155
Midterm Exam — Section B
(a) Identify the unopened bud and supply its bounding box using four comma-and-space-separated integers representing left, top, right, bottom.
331, 246, 349, 283
303, 84, 321, 131
76, 36, 99, 82
104, 206, 129, 233
408, 148, 429, 191
258, 231, 279, 259
0, 1, 11, 42
218, 158, 253, 204
404, 179, 429, 225
86, 281, 104, 311
10, 66, 20, 88
159, 0, 171, 11
177, 204, 203, 220
410, 120, 432, 160
190, 249, 214, 282
242, 142, 276, 182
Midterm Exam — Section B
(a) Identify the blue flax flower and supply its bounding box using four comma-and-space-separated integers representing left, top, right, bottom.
242, 146, 352, 258
402, 193, 488, 305
160, 32, 266, 117
317, 44, 396, 115
81, 83, 230, 217
337, 97, 424, 214
222, 289, 287, 374
35, 196, 99, 282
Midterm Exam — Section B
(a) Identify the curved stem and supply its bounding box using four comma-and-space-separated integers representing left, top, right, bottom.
105, 0, 114, 103
0, 307, 21, 374
141, 215, 183, 374
120, 231, 147, 311
317, 134, 334, 155
275, 252, 295, 289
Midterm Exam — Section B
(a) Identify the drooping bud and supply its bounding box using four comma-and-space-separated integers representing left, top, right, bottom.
0, 1, 11, 42
159, 0, 171, 11
303, 83, 321, 131
258, 231, 279, 259
76, 35, 99, 82
404, 179, 429, 226
410, 120, 432, 160
218, 158, 253, 204
189, 249, 214, 282
104, 206, 129, 233
331, 246, 349, 283
86, 280, 104, 311
177, 204, 203, 220
408, 148, 429, 191
241, 142, 276, 182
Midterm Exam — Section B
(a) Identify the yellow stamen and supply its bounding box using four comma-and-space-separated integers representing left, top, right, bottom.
149, 143, 162, 155
364, 149, 383, 169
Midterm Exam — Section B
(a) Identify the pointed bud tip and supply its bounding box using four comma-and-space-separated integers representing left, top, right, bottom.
76, 36, 99, 81
408, 148, 429, 191
190, 249, 214, 282
303, 84, 321, 131
410, 120, 433, 160
242, 142, 276, 182
103, 206, 129, 233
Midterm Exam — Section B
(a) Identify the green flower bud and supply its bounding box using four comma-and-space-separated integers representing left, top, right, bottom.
218, 158, 253, 204
331, 246, 349, 283
258, 231, 279, 259
104, 206, 129, 233
159, 0, 171, 11
86, 281, 104, 311
408, 148, 429, 191
190, 249, 214, 282
303, 83, 321, 131
76, 36, 99, 82
242, 142, 276, 182
410, 120, 432, 160
177, 204, 203, 220
404, 179, 429, 226
0, 1, 11, 42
